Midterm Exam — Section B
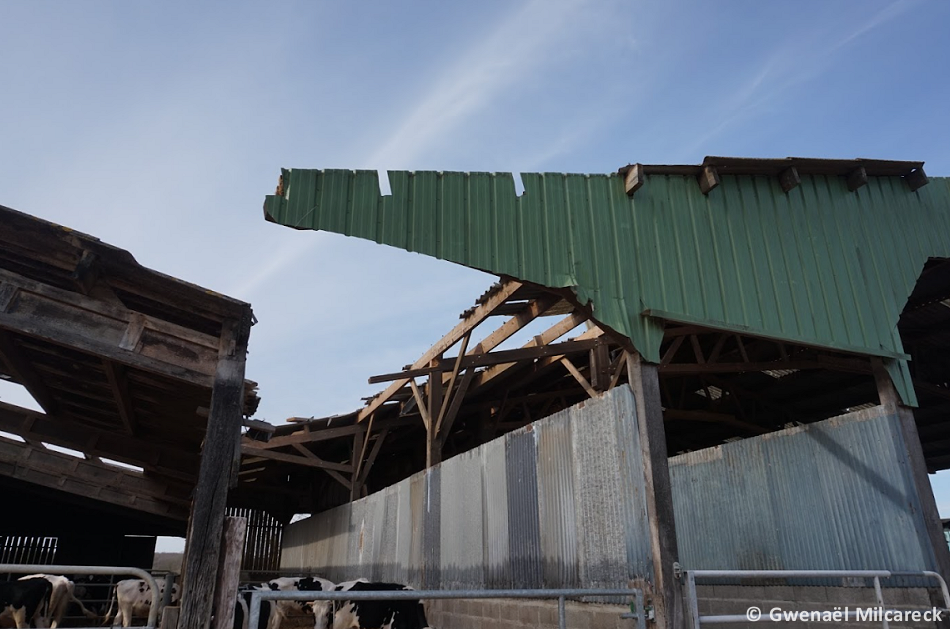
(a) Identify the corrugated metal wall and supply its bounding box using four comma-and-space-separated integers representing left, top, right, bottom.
670, 406, 936, 573
282, 397, 936, 591
280, 387, 653, 591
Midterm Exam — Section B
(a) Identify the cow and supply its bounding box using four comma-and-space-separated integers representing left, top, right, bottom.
101, 578, 179, 627
0, 577, 52, 628
238, 577, 335, 629
19, 575, 98, 629
330, 580, 432, 629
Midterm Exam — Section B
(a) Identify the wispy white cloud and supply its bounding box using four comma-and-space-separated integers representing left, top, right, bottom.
683, 0, 917, 157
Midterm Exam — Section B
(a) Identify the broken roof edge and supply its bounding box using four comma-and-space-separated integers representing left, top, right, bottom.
264, 161, 950, 409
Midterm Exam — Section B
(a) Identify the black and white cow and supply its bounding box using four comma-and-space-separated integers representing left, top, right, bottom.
102, 578, 179, 627
0, 577, 52, 628
238, 576, 335, 629
330, 580, 432, 629
18, 574, 97, 629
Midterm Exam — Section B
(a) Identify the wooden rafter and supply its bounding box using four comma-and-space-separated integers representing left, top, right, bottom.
102, 359, 137, 435
0, 331, 60, 414
357, 279, 523, 422
240, 444, 352, 473
0, 400, 198, 482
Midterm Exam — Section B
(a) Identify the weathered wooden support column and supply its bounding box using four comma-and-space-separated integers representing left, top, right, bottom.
179, 310, 253, 629
873, 359, 950, 586
627, 352, 684, 629
426, 363, 444, 468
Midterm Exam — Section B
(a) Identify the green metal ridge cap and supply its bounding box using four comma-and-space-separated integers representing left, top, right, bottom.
264, 167, 950, 407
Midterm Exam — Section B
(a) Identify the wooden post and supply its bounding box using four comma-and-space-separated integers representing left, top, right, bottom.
179, 310, 252, 629
426, 362, 443, 467
211, 516, 248, 629
873, 360, 950, 587
627, 352, 684, 629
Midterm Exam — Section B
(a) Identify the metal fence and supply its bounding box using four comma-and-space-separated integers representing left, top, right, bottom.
684, 569, 950, 628
0, 535, 57, 566
248, 587, 646, 629
281, 387, 653, 595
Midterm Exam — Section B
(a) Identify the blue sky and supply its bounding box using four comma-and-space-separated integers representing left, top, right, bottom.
2, 0, 950, 539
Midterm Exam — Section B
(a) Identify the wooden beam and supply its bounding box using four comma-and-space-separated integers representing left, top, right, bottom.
560, 357, 598, 399
906, 167, 929, 192
0, 268, 221, 386
240, 445, 352, 473
242, 423, 363, 450
0, 331, 61, 414
624, 163, 644, 196
437, 335, 468, 430
437, 369, 474, 440
409, 380, 430, 431
357, 428, 389, 487
210, 516, 246, 629
426, 364, 443, 468
626, 352, 682, 629
847, 167, 868, 192
698, 166, 720, 195
179, 310, 252, 629
102, 360, 137, 435
0, 435, 188, 519
368, 338, 602, 383
779, 166, 801, 193
663, 408, 767, 435
0, 400, 198, 482
357, 279, 523, 422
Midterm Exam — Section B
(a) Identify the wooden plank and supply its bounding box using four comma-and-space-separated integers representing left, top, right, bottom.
357, 428, 389, 487
368, 338, 602, 383
179, 310, 252, 629
240, 445, 352, 473
102, 360, 137, 435
0, 436, 188, 518
437, 369, 473, 440
0, 332, 61, 414
627, 352, 682, 629
624, 163, 644, 196
426, 365, 443, 468
847, 167, 868, 192
409, 380, 430, 431
779, 166, 801, 193
559, 357, 598, 399
663, 409, 767, 434
698, 166, 720, 195
242, 424, 363, 450
210, 516, 247, 629
0, 400, 198, 482
906, 167, 929, 192
437, 334, 469, 430
357, 279, 523, 422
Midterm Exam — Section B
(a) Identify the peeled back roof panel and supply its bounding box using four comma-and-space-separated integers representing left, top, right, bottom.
263, 160, 950, 406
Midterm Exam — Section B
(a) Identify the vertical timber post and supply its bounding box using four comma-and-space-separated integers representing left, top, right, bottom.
179, 309, 252, 629
210, 516, 248, 629
627, 351, 684, 629
873, 359, 950, 587
426, 361, 443, 468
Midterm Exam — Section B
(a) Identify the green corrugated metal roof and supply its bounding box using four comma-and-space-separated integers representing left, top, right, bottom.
263, 161, 950, 406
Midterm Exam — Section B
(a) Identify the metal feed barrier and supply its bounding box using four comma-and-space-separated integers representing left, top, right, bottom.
684, 569, 950, 628
0, 563, 164, 628
249, 587, 646, 629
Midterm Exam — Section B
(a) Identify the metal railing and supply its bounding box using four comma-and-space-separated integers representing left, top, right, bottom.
0, 563, 162, 628
684, 569, 950, 628
249, 587, 646, 629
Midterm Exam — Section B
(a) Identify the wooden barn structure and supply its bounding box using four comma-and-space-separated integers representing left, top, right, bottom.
252, 157, 950, 628
0, 205, 260, 628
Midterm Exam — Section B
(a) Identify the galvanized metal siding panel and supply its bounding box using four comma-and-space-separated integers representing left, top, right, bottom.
481, 437, 510, 588
267, 171, 950, 406
670, 407, 935, 572
505, 427, 543, 589
571, 393, 645, 589
280, 389, 655, 590
440, 448, 485, 589
536, 417, 578, 588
